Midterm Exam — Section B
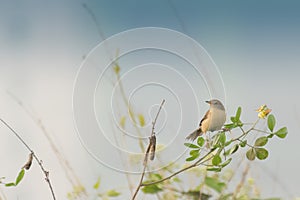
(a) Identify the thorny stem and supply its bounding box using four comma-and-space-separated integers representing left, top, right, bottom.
0, 118, 56, 200
131, 100, 165, 200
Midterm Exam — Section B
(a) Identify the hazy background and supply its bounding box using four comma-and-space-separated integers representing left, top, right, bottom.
1, 0, 300, 199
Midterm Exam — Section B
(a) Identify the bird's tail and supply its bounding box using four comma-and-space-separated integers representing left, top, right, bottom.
186, 128, 203, 141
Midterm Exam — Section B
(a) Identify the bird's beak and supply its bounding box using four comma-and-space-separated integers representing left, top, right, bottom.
205, 100, 211, 104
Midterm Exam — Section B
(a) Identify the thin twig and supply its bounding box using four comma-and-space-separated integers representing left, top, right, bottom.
131, 100, 165, 200
7, 91, 85, 194
151, 100, 166, 137
81, 3, 106, 42
252, 128, 270, 134
131, 164, 147, 200
141, 149, 214, 187
0, 118, 56, 200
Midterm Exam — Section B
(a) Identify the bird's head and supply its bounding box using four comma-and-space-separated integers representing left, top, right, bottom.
206, 99, 225, 111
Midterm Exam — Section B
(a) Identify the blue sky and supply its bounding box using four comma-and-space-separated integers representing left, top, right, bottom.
1, 0, 300, 199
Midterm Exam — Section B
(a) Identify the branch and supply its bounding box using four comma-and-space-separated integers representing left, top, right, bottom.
140, 149, 214, 186
140, 119, 261, 187
7, 91, 84, 190
151, 99, 165, 137
131, 99, 165, 200
132, 106, 275, 199
0, 118, 56, 200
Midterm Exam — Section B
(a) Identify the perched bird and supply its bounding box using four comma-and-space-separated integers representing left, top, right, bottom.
186, 99, 226, 141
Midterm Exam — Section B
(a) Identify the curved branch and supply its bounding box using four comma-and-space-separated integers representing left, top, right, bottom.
0, 118, 56, 200
131, 99, 165, 200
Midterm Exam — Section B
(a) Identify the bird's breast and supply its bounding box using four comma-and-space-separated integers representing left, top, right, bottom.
208, 108, 226, 131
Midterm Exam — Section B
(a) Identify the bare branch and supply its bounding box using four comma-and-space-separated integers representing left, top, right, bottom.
7, 91, 85, 193
131, 99, 165, 200
0, 118, 56, 200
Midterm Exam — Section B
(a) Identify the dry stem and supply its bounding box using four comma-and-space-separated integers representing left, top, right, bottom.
131, 99, 165, 200
0, 118, 56, 200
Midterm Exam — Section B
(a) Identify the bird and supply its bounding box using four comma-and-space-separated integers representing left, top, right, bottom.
186, 99, 226, 141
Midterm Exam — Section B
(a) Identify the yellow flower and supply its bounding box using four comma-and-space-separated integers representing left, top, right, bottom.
256, 104, 272, 119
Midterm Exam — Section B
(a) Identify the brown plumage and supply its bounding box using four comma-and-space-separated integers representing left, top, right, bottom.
186, 109, 211, 141
186, 99, 226, 141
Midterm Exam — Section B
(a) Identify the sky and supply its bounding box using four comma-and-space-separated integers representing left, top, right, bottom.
1, 0, 300, 199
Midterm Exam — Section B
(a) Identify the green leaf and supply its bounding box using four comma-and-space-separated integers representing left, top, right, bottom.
106, 189, 120, 197
93, 178, 101, 189
275, 127, 288, 139
204, 177, 226, 193
149, 173, 163, 181
239, 140, 247, 147
184, 143, 199, 149
230, 117, 236, 123
172, 177, 181, 183
219, 132, 226, 146
246, 148, 256, 161
142, 185, 162, 194
190, 149, 200, 156
267, 114, 276, 132
197, 137, 205, 147
235, 107, 242, 121
224, 123, 235, 130
254, 136, 268, 147
212, 133, 223, 147
212, 154, 222, 166
236, 121, 243, 127
267, 134, 274, 138
255, 148, 269, 160
220, 158, 232, 168
186, 152, 200, 162
5, 182, 15, 187
224, 140, 232, 147
207, 167, 222, 172
15, 169, 25, 186
225, 144, 239, 156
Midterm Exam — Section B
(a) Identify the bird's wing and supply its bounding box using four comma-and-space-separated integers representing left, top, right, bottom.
199, 109, 211, 133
